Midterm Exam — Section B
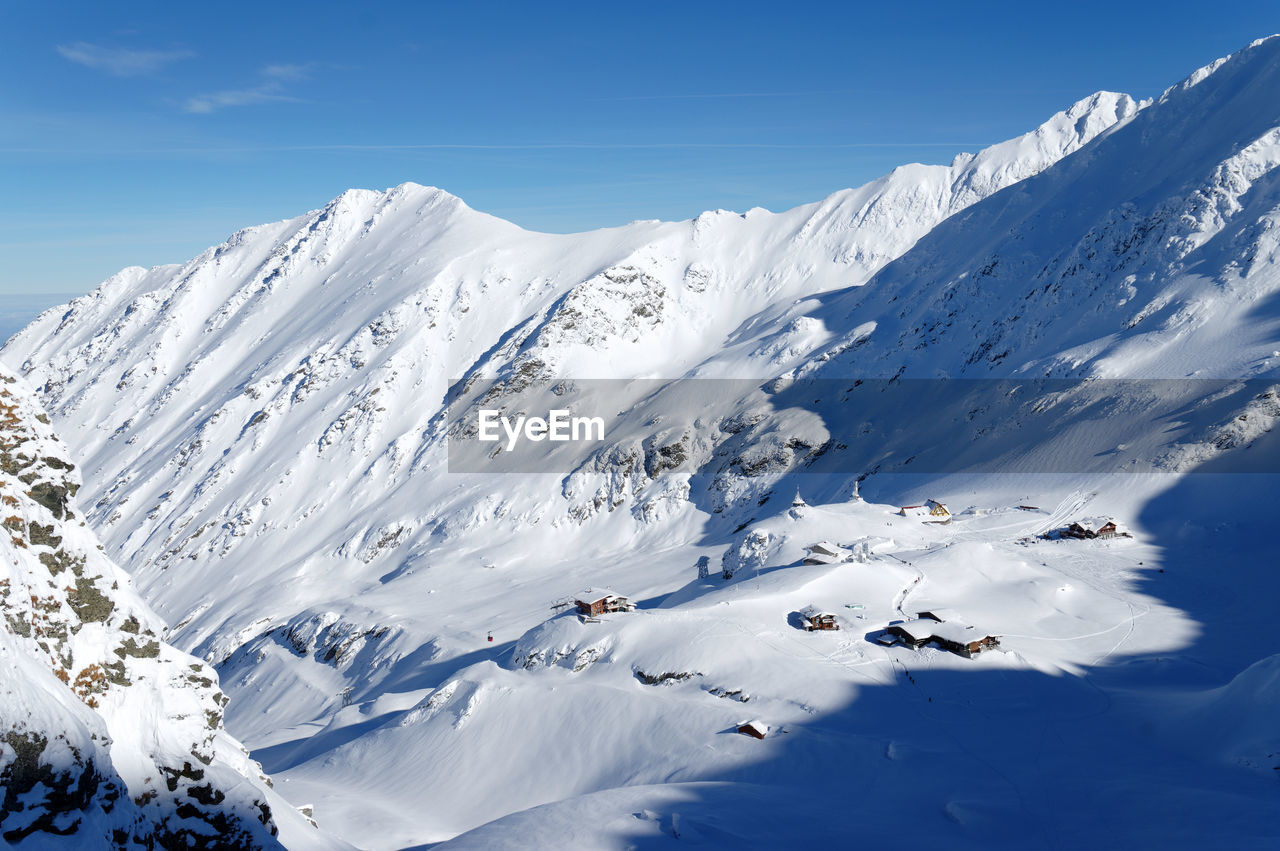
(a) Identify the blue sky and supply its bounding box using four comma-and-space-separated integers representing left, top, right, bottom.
2, 1, 1278, 296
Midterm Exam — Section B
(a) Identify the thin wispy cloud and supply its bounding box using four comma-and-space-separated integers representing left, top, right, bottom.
184, 87, 303, 114
56, 42, 194, 76
184, 63, 318, 114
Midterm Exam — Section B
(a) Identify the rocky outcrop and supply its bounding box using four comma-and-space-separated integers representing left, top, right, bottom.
0, 367, 288, 848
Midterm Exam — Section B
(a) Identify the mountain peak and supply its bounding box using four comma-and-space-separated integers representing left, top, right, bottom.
1158, 32, 1280, 103
966, 89, 1141, 176
320, 181, 470, 217
384, 181, 469, 208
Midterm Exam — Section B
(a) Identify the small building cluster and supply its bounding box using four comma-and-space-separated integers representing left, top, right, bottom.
878, 609, 1000, 658
574, 588, 635, 619
1044, 517, 1131, 541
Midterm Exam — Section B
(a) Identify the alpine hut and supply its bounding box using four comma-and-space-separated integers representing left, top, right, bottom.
574, 588, 635, 617
899, 499, 950, 519
927, 621, 1001, 658
800, 605, 840, 631
1063, 517, 1128, 540
885, 619, 937, 649
884, 618, 1000, 658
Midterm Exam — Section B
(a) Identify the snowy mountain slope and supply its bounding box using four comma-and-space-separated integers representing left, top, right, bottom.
800, 36, 1280, 381
457, 90, 1140, 385
0, 90, 1134, 674
449, 36, 1280, 512
602, 34, 1280, 513
0, 365, 338, 848
4, 36, 1280, 850
259, 480, 1278, 849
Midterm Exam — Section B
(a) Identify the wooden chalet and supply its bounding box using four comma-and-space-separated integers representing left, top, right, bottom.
885, 619, 937, 649
1060, 517, 1129, 540
574, 588, 635, 618
800, 605, 840, 631
899, 499, 950, 519
737, 720, 769, 739
884, 618, 1000, 658
930, 622, 1001, 658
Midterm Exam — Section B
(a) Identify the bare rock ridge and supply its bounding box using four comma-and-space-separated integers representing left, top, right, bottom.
0, 364, 306, 848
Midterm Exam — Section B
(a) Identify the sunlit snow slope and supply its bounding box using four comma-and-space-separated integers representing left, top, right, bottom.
2, 88, 1137, 659
6, 36, 1280, 850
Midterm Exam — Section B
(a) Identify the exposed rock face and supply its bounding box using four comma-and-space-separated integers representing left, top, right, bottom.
720, 528, 777, 580
0, 366, 285, 848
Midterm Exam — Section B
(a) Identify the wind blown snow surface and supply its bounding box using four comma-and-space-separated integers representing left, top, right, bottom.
5, 37, 1280, 849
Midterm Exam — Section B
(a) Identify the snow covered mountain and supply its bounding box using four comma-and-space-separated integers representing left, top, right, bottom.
5, 36, 1280, 849
2, 88, 1138, 650
0, 364, 336, 849
809, 40, 1280, 382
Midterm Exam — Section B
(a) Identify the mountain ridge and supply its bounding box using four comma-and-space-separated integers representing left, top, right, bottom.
5, 37, 1280, 849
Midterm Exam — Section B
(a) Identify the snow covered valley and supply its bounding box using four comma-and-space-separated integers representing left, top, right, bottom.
4, 35, 1280, 850
237, 477, 1280, 848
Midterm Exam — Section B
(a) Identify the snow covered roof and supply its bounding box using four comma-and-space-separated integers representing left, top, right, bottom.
1074, 516, 1118, 531
575, 588, 625, 605
929, 621, 979, 643
804, 541, 852, 565
900, 501, 949, 517
931, 621, 999, 645
893, 620, 937, 641
800, 605, 836, 619
738, 720, 769, 736
916, 607, 958, 622
850, 535, 894, 552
